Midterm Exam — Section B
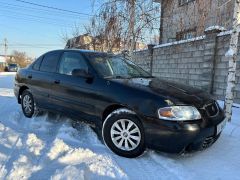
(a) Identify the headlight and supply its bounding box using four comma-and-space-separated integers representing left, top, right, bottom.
158, 106, 201, 121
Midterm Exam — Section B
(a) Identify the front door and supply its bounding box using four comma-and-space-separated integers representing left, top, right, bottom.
50, 51, 97, 122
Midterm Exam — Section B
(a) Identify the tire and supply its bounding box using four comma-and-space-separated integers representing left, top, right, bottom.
102, 108, 145, 158
21, 90, 35, 118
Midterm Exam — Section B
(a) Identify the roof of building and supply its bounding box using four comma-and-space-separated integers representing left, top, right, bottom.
0, 56, 6, 63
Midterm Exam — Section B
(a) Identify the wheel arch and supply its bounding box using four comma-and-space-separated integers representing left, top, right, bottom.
18, 86, 29, 104
101, 104, 140, 124
102, 104, 125, 123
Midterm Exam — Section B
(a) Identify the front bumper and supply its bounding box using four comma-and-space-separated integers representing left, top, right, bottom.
9, 68, 18, 72
14, 83, 20, 103
142, 111, 226, 153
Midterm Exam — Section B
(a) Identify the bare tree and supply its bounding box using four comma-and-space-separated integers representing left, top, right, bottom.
10, 50, 31, 68
86, 0, 160, 54
224, 0, 240, 121
60, 23, 82, 44
85, 9, 122, 52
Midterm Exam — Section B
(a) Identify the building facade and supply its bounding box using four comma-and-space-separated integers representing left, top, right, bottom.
159, 0, 234, 43
0, 55, 12, 70
65, 34, 147, 53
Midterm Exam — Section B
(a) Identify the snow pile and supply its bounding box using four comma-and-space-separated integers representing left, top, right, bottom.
154, 36, 205, 49
0, 72, 240, 180
26, 133, 45, 156
0, 88, 15, 97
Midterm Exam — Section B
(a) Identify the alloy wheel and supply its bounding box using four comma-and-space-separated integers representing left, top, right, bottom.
110, 119, 141, 151
23, 94, 32, 114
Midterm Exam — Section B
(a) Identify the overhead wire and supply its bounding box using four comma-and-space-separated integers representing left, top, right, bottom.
14, 0, 94, 17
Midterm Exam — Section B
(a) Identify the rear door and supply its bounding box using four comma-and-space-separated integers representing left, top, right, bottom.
29, 51, 62, 108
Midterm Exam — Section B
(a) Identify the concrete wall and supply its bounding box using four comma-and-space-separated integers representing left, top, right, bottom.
132, 29, 240, 103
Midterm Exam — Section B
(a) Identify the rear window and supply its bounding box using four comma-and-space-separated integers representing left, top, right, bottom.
32, 56, 43, 71
40, 51, 62, 73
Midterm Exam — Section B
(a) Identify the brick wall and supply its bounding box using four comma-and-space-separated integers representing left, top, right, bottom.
132, 29, 240, 103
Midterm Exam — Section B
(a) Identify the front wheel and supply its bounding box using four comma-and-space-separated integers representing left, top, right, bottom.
21, 90, 35, 118
102, 108, 145, 158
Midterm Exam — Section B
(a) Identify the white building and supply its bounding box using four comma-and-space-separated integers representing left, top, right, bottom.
0, 56, 7, 69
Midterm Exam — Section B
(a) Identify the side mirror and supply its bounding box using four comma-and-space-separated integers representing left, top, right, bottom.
72, 69, 93, 79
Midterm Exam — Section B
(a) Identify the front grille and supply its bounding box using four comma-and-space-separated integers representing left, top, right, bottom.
185, 134, 220, 152
202, 137, 215, 149
204, 102, 219, 117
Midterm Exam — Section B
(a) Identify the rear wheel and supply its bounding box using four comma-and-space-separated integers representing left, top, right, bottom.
21, 90, 35, 118
102, 108, 145, 158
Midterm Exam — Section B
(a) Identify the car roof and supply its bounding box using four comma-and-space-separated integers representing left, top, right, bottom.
46, 49, 111, 55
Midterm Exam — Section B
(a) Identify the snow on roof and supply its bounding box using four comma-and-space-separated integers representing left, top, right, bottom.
205, 26, 226, 32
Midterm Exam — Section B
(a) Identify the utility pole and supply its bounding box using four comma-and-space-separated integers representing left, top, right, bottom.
3, 38, 8, 60
224, 0, 240, 121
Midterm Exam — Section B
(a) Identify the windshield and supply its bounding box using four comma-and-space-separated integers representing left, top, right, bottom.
9, 64, 17, 67
87, 54, 152, 79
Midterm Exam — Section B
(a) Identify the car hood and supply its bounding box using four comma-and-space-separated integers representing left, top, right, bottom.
111, 77, 213, 108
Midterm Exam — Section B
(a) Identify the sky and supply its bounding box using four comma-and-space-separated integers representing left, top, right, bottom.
0, 0, 96, 58
0, 0, 160, 59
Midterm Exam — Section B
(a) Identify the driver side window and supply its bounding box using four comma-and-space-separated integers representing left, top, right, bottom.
59, 52, 88, 75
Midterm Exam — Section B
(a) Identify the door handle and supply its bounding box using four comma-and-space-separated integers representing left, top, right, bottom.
54, 80, 60, 84
27, 75, 32, 79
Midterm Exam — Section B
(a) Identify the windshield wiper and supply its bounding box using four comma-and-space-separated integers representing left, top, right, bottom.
104, 75, 131, 79
130, 75, 154, 78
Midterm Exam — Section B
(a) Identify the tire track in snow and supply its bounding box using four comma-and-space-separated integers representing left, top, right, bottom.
2, 109, 192, 180
0, 126, 21, 178
149, 151, 198, 180
0, 100, 127, 180
1, 111, 65, 179
0, 95, 187, 180
110, 151, 182, 180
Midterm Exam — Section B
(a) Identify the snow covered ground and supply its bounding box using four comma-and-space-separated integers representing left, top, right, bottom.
0, 72, 240, 180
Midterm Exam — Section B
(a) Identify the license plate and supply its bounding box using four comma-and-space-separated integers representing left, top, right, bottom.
216, 118, 227, 135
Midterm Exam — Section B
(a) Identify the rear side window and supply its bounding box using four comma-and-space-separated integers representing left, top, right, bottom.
32, 56, 43, 71
40, 51, 62, 73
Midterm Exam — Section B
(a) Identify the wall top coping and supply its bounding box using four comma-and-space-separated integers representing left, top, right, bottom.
205, 26, 226, 33
133, 29, 232, 53
217, 30, 232, 37
153, 35, 206, 49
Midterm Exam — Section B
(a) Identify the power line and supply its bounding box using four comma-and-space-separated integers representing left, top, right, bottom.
0, 7, 86, 24
8, 43, 62, 46
6, 46, 60, 49
0, 2, 90, 19
0, 2, 88, 29
15, 0, 94, 17
0, 42, 64, 50
0, 23, 62, 39
3, 38, 8, 59
0, 13, 84, 29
